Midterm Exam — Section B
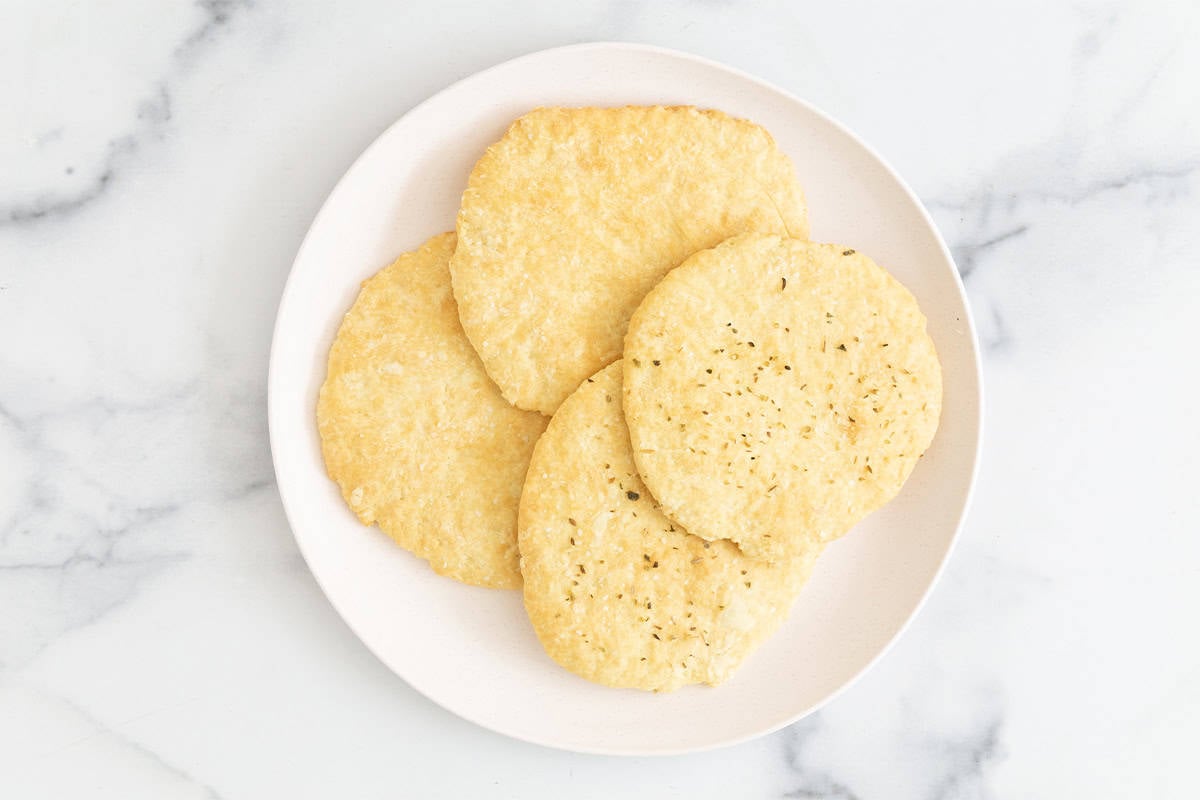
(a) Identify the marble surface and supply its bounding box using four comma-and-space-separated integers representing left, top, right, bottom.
1, 0, 1197, 796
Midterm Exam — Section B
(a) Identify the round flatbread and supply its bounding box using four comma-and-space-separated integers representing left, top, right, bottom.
518, 362, 821, 691
451, 105, 808, 415
317, 232, 548, 588
623, 234, 942, 563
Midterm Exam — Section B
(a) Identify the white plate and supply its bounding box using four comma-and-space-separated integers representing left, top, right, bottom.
268, 42, 982, 756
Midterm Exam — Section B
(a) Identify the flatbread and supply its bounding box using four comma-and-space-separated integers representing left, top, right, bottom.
317, 232, 548, 588
518, 362, 821, 691
451, 106, 808, 415
623, 234, 942, 562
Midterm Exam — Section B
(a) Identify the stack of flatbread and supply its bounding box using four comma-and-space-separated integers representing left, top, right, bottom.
317, 106, 942, 692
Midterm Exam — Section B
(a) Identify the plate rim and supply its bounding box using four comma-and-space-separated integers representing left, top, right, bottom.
267, 40, 985, 756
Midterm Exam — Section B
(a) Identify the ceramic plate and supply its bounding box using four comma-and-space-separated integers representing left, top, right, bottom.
268, 42, 982, 755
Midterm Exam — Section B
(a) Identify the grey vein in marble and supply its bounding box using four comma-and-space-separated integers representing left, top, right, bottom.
781, 717, 863, 800
928, 160, 1199, 229
0, 379, 274, 668
44, 690, 227, 800
781, 709, 1005, 800
952, 225, 1029, 281
927, 719, 1003, 800
0, 0, 252, 228
925, 155, 1198, 356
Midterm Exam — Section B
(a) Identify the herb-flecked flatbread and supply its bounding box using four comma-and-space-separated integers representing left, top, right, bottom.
518, 361, 821, 691
623, 234, 942, 563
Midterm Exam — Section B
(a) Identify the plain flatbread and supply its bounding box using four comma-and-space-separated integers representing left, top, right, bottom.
317, 232, 548, 588
451, 105, 808, 415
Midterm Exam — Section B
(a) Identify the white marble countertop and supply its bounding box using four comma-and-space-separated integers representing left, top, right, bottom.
2, 1, 1197, 797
